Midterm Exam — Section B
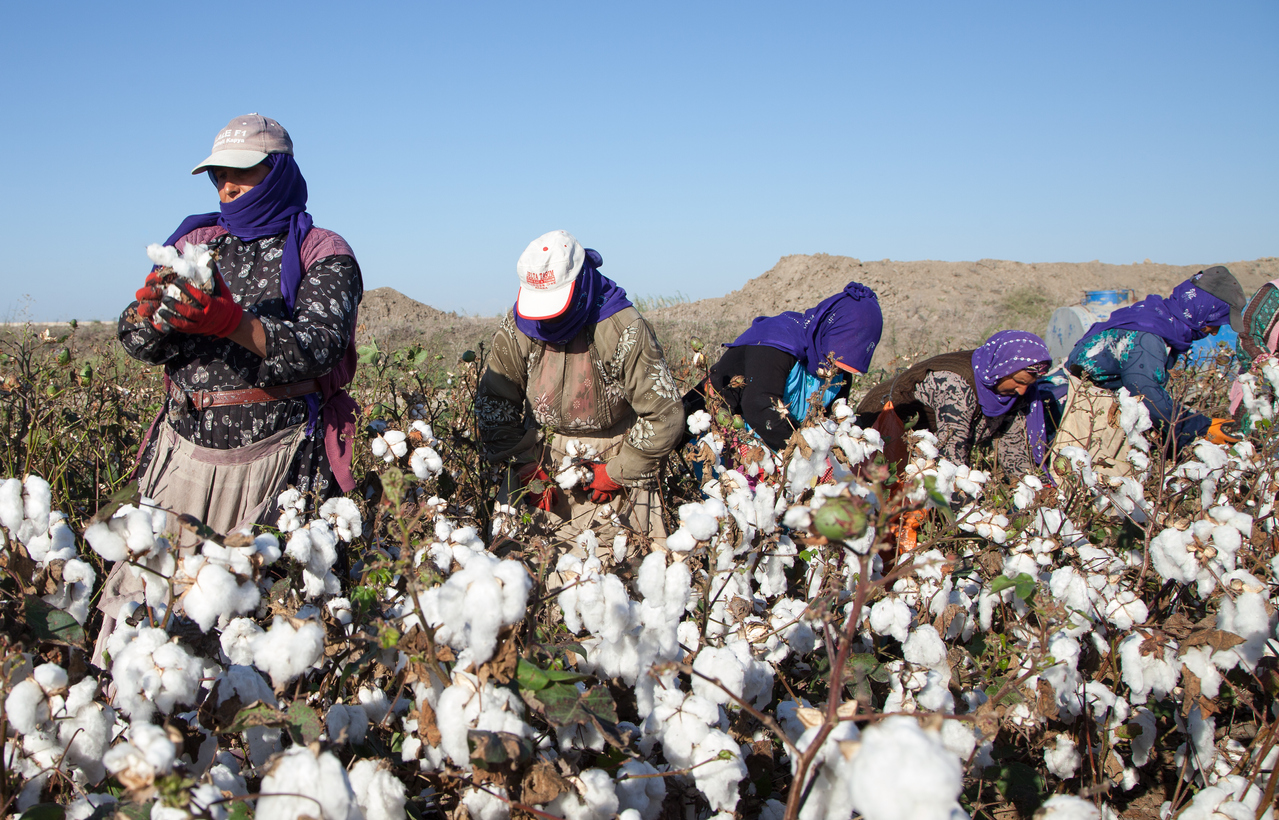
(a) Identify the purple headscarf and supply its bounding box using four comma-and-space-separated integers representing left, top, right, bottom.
1082, 277, 1231, 353
971, 331, 1052, 466
727, 281, 883, 375
513, 249, 634, 345
164, 154, 313, 317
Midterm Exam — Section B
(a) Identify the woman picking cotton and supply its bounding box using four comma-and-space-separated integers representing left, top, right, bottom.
476, 231, 683, 559
683, 282, 884, 453
1228, 269, 1279, 430
1061, 269, 1245, 456
856, 331, 1052, 480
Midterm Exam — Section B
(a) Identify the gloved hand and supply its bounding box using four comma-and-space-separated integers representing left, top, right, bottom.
154, 270, 244, 337
588, 462, 623, 503
516, 463, 559, 511
1205, 418, 1240, 446
134, 270, 166, 322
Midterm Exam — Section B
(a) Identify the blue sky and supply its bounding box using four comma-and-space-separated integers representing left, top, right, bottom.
2, 1, 1276, 321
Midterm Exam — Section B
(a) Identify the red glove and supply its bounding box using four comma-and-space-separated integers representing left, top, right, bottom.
134, 270, 165, 321
516, 463, 559, 511
154, 270, 244, 337
588, 462, 623, 503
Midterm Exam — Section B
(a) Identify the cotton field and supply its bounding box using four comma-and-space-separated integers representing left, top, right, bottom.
0, 328, 1276, 820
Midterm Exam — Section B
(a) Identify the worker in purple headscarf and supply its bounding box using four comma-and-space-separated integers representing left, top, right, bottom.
476, 230, 684, 557
857, 331, 1052, 479
105, 115, 362, 661
685, 282, 885, 452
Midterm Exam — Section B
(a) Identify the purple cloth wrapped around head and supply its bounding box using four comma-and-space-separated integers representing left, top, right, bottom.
513, 249, 633, 345
726, 281, 883, 375
1082, 278, 1231, 353
971, 330, 1052, 467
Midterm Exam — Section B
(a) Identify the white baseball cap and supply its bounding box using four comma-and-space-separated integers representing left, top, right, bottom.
191, 113, 293, 174
515, 230, 585, 320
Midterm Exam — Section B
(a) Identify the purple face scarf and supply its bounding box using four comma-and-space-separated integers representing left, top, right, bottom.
513, 249, 634, 345
1083, 278, 1231, 353
164, 153, 314, 317
971, 330, 1052, 466
727, 281, 883, 375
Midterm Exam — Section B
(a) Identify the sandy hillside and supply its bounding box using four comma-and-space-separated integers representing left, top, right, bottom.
649, 255, 1279, 365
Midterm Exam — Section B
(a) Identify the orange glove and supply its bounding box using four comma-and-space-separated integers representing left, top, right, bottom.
588, 462, 623, 503
516, 463, 559, 511
134, 270, 166, 321
154, 270, 244, 337
1205, 418, 1240, 446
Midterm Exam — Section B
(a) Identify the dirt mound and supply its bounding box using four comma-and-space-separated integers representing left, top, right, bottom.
651, 255, 1279, 364
359, 287, 452, 329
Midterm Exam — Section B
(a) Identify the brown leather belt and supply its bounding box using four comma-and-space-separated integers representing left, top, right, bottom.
173, 379, 321, 411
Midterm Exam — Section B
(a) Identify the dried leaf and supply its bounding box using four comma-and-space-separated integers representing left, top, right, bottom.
1180, 669, 1201, 718
521, 760, 569, 805
1180, 629, 1246, 654
476, 627, 519, 685
1162, 611, 1195, 640
1036, 678, 1059, 721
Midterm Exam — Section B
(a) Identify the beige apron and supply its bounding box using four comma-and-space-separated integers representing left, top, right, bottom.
92, 421, 305, 666
1048, 375, 1133, 483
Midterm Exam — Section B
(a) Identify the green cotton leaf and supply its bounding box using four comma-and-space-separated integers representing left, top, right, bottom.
24, 598, 85, 647
517, 658, 587, 692
989, 576, 1016, 595
413, 348, 432, 367
987, 760, 1046, 813
88, 479, 141, 526
1013, 573, 1038, 602
18, 804, 65, 820
226, 802, 253, 820
468, 729, 536, 769
538, 683, 618, 728
225, 702, 286, 734
284, 702, 323, 745
357, 343, 381, 365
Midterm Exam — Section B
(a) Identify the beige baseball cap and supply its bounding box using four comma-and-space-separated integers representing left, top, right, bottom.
516, 231, 586, 320
191, 113, 293, 174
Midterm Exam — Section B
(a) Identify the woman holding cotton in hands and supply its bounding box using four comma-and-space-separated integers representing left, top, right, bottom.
476, 230, 684, 558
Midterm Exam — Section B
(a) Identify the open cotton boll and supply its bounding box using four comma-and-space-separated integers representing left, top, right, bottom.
256, 745, 360, 820
371, 430, 408, 462
181, 560, 260, 632
869, 597, 913, 643
847, 715, 965, 820
687, 410, 713, 435
678, 502, 721, 541
358, 686, 391, 724
689, 730, 746, 814
111, 627, 203, 720
1035, 795, 1099, 820
547, 768, 619, 820
435, 677, 531, 769
617, 760, 666, 820
220, 618, 265, 666
319, 496, 363, 541
21, 475, 52, 536
0, 477, 23, 533
692, 645, 745, 706
1044, 734, 1081, 779
65, 794, 119, 820
103, 721, 176, 793
349, 758, 407, 820
410, 446, 445, 478
5, 678, 53, 736
463, 786, 510, 820
325, 703, 369, 744
250, 616, 325, 689
422, 556, 531, 665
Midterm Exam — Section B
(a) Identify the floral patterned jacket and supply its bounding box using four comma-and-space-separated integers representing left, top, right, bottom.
476, 308, 684, 485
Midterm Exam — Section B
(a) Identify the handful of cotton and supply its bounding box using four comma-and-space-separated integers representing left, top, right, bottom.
146, 242, 216, 294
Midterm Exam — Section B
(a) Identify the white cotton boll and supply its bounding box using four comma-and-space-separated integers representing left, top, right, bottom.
689, 730, 746, 813
847, 715, 965, 820
903, 625, 948, 672
665, 528, 697, 553
1012, 474, 1044, 510
869, 597, 913, 642
348, 758, 407, 820
0, 478, 23, 533
1044, 734, 1081, 779
547, 768, 619, 820
1213, 586, 1272, 672
220, 618, 265, 666
687, 410, 713, 435
326, 703, 369, 745
22, 475, 52, 535
250, 617, 325, 689
1103, 589, 1147, 631
83, 518, 128, 562
692, 645, 745, 705
679, 503, 720, 541
617, 760, 666, 820
6, 678, 50, 736
359, 687, 391, 724
103, 722, 176, 791
462, 786, 510, 820
32, 662, 67, 694
111, 627, 203, 720
182, 561, 260, 632
1147, 526, 1198, 586
1037, 795, 1099, 819
319, 497, 363, 541
410, 446, 445, 478
64, 794, 118, 820
256, 745, 360, 820
1129, 708, 1158, 767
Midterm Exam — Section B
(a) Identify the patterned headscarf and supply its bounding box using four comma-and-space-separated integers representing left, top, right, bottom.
727, 281, 883, 375
971, 330, 1051, 466
1083, 277, 1231, 353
